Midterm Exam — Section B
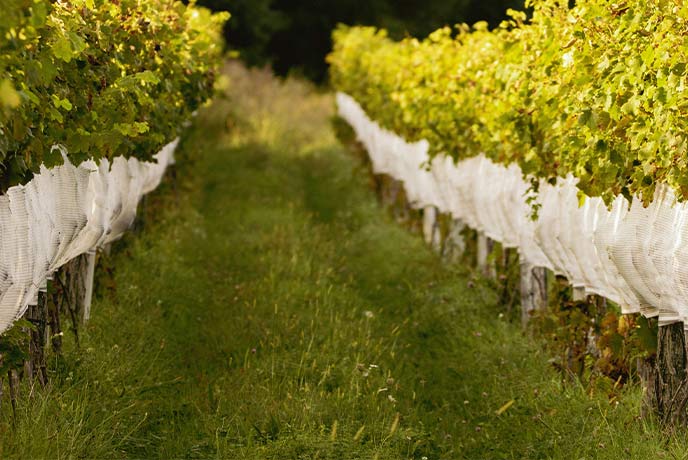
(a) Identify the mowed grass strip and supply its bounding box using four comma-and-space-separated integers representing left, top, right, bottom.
1, 63, 687, 459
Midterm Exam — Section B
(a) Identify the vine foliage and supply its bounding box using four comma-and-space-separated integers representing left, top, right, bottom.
0, 0, 228, 187
328, 1, 688, 205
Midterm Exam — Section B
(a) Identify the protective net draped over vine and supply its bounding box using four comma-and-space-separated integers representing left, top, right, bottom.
329, 1, 688, 329
0, 140, 178, 334
0, 0, 228, 334
338, 93, 688, 328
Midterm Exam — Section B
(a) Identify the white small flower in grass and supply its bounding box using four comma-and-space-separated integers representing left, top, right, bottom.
356, 363, 370, 377
388, 394, 397, 404
364, 310, 374, 318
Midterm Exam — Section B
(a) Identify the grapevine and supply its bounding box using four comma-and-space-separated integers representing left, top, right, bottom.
0, 0, 228, 187
328, 0, 688, 205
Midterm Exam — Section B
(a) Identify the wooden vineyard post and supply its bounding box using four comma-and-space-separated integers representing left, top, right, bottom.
642, 322, 688, 427
134, 195, 148, 234
64, 251, 97, 324
82, 251, 97, 323
26, 291, 49, 387
584, 295, 607, 359
422, 206, 442, 252
477, 232, 487, 273
8, 370, 18, 419
519, 262, 548, 327
431, 211, 442, 252
477, 232, 496, 279
373, 174, 385, 204
442, 218, 466, 263
57, 251, 98, 345
572, 286, 587, 302
392, 181, 410, 224
380, 175, 400, 208
48, 287, 63, 354
378, 175, 409, 222
20, 252, 98, 387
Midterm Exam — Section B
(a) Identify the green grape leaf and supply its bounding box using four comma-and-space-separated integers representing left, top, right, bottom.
0, 80, 21, 108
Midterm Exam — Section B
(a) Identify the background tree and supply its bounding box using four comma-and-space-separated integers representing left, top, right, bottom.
196, 0, 525, 82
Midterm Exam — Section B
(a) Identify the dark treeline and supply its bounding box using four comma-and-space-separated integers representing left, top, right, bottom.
197, 0, 524, 83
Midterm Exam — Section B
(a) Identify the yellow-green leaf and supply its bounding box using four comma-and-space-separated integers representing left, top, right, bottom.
0, 80, 21, 108
495, 399, 515, 416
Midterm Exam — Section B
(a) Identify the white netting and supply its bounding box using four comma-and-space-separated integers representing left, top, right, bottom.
338, 92, 688, 328
0, 139, 179, 334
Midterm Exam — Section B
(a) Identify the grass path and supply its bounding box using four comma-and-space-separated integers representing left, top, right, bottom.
0, 64, 685, 459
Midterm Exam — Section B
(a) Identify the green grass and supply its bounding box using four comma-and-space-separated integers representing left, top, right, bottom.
1, 62, 688, 459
